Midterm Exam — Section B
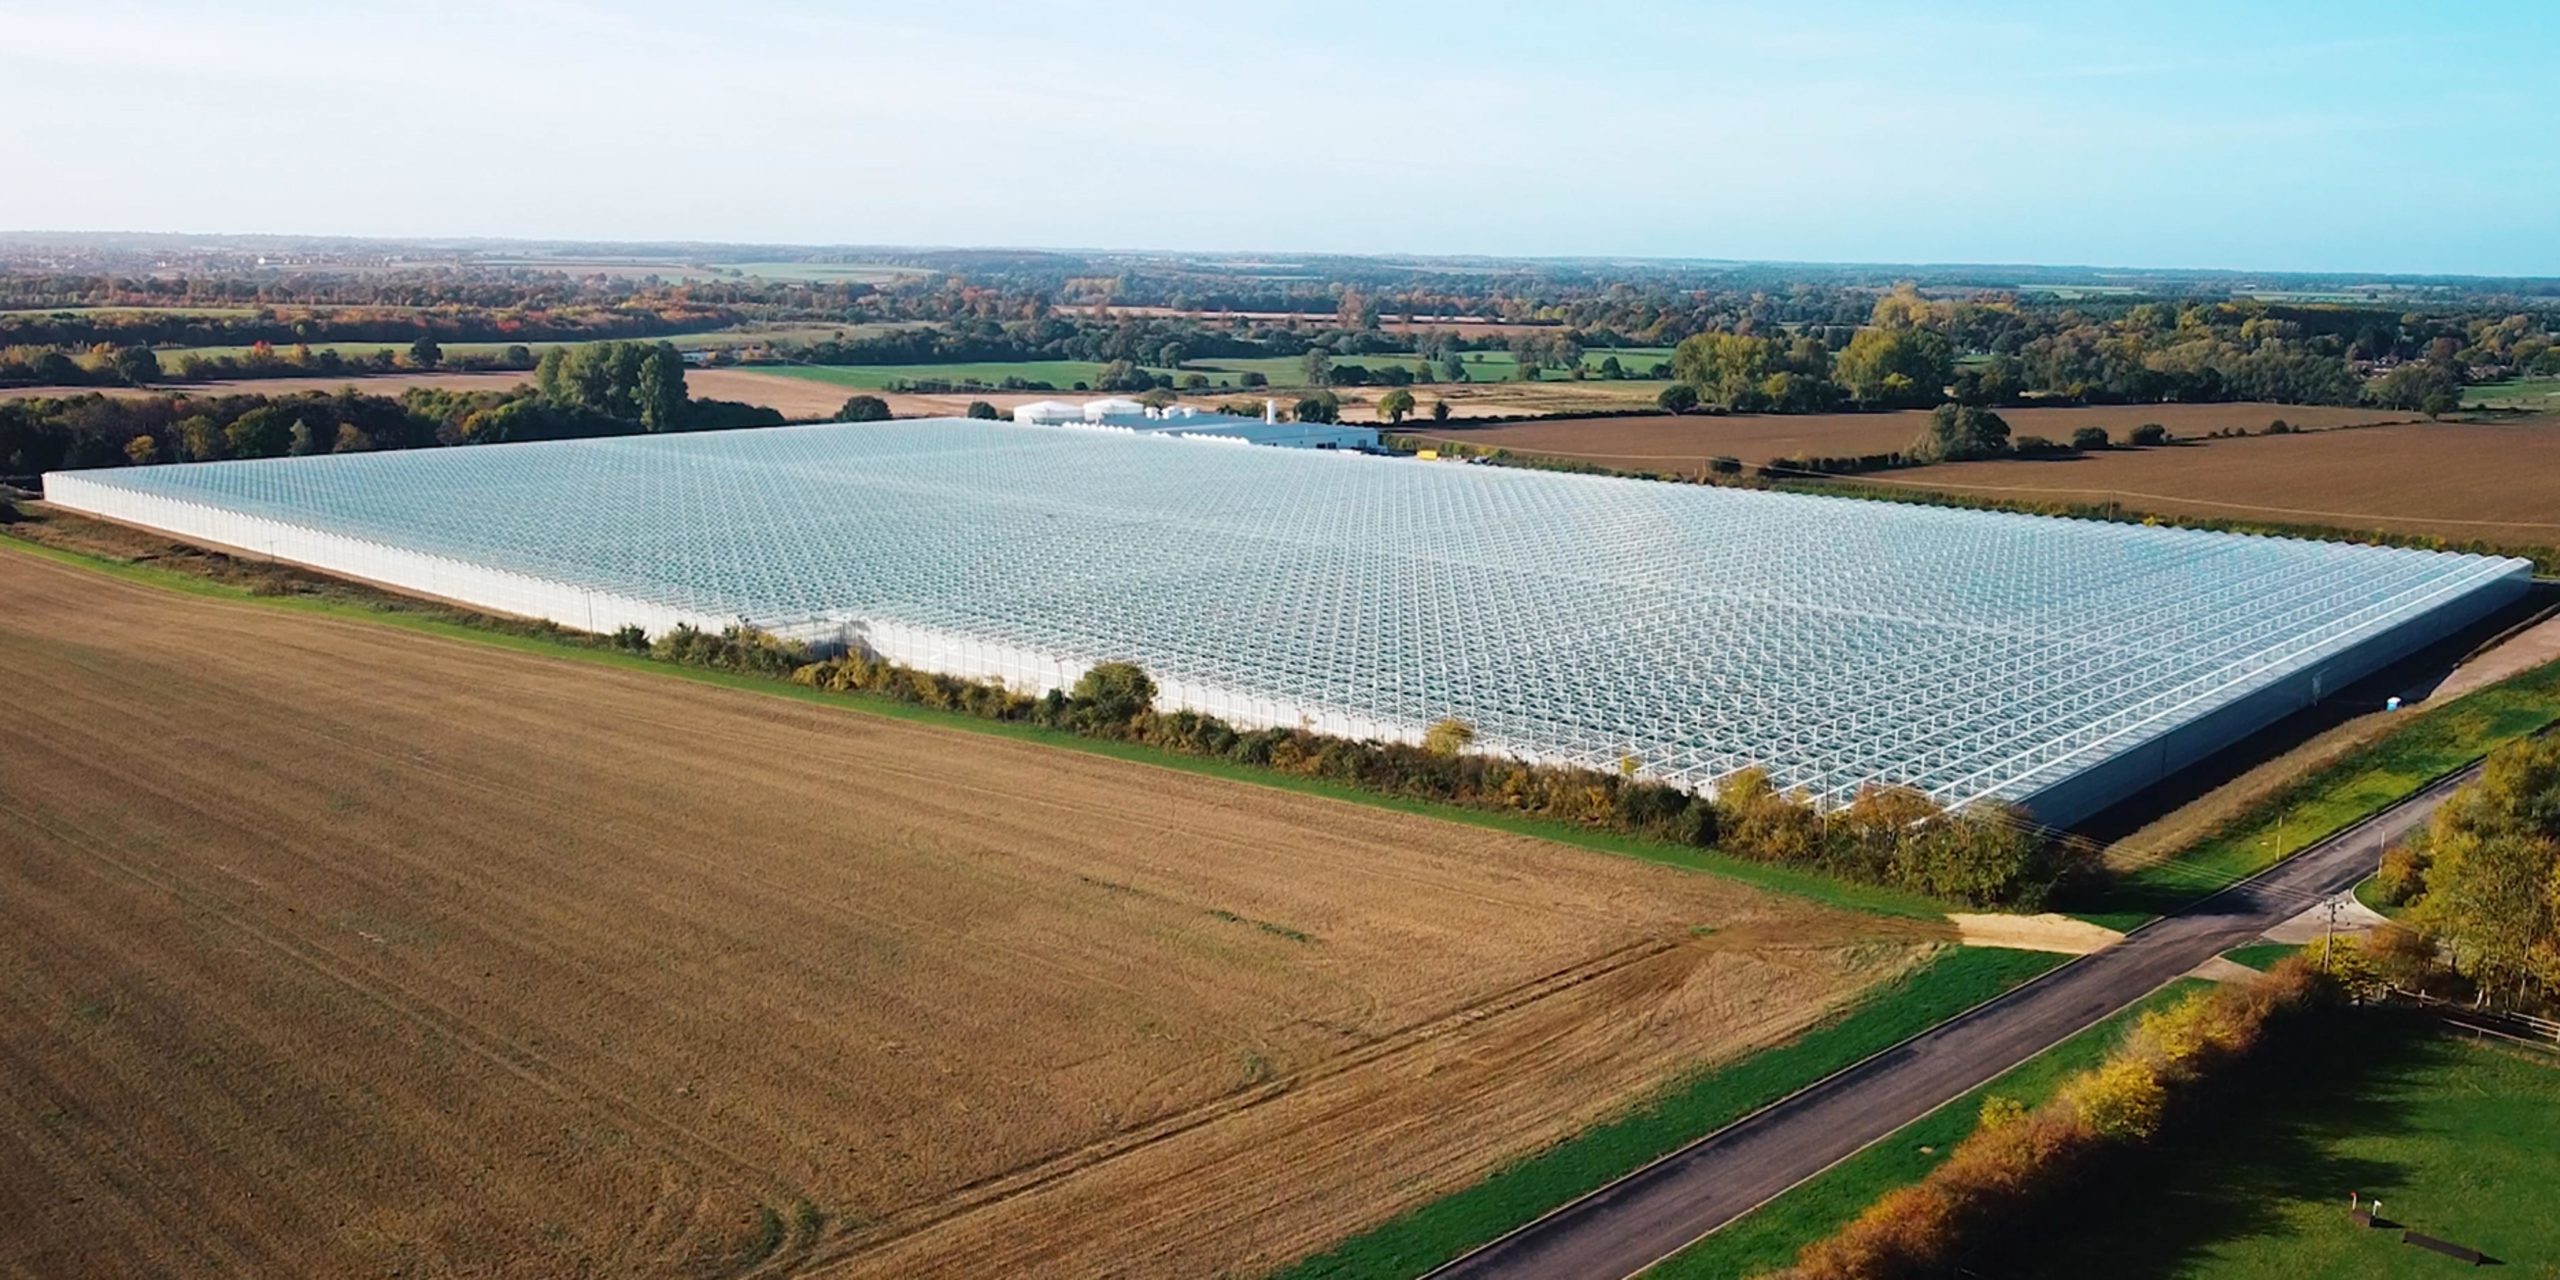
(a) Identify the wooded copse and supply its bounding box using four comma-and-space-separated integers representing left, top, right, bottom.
1654, 286, 2543, 415
0, 341, 780, 473
2369, 734, 2560, 1013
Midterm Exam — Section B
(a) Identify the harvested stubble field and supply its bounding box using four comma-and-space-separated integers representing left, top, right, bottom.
0, 549, 1925, 1279
1402, 402, 2419, 471
1860, 418, 2560, 547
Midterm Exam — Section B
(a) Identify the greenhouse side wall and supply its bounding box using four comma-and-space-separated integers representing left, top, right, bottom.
40, 471, 1437, 750
41, 472, 729, 639
2016, 560, 2531, 828
790, 615, 1429, 746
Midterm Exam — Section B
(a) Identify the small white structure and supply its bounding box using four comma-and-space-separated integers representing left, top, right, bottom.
1012, 400, 1084, 425
1011, 398, 1382, 451
1080, 397, 1148, 422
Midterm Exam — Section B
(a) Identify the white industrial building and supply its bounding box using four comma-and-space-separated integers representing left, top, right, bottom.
1013, 397, 1378, 450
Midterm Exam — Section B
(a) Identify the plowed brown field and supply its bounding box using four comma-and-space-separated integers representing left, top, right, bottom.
1861, 418, 2560, 546
1402, 402, 2419, 470
0, 549, 1918, 1278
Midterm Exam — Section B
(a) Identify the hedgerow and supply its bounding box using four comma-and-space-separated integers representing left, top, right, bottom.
1785, 957, 2333, 1280
638, 629, 2092, 906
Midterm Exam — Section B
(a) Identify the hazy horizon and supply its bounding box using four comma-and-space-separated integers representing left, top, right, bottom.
6, 0, 2555, 277
8, 230, 2557, 286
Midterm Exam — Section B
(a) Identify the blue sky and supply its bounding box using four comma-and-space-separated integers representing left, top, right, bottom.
4, 0, 2554, 275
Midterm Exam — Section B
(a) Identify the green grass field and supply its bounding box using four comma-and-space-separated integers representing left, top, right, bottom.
2027, 1015, 2560, 1279
2078, 657, 2560, 929
1652, 978, 2210, 1279
2465, 375, 2560, 412
1194, 346, 1674, 388
1273, 947, 2065, 1280
2353, 873, 2409, 918
713, 261, 932, 283
746, 348, 1674, 395
2220, 942, 2303, 972
751, 360, 1184, 392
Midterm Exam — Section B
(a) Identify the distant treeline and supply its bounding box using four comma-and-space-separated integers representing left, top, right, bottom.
1648, 288, 2544, 413
788, 316, 1271, 367
2, 341, 781, 474
0, 337, 541, 389
0, 272, 737, 312
0, 303, 737, 361
776, 290, 2552, 415
11, 264, 2555, 417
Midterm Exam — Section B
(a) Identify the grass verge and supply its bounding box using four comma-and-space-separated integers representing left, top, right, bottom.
2219, 942, 2303, 973
1647, 977, 2210, 1280
2073, 657, 2560, 929
2350, 874, 2407, 919
2021, 1012, 2560, 1279
0, 525, 1941, 920
1269, 946, 2064, 1280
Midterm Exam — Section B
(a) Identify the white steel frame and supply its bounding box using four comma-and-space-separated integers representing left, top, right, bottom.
46, 419, 2531, 813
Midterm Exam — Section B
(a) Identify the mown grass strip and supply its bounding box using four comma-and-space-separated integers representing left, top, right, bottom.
1270, 946, 2063, 1280
2077, 657, 2560, 928
2350, 874, 2405, 918
0, 530, 1941, 920
2218, 943, 2302, 973
1649, 976, 2209, 1280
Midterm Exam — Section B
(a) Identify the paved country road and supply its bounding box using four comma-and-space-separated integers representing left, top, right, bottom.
1428, 763, 2482, 1280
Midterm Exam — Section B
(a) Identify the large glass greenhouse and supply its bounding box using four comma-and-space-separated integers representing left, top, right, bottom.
45, 419, 2531, 824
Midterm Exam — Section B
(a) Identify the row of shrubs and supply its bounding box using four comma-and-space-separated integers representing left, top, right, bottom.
1759, 451, 1920, 478
879, 376, 1056, 394
1787, 954, 2336, 1279
631, 624, 2084, 906
1765, 419, 2185, 479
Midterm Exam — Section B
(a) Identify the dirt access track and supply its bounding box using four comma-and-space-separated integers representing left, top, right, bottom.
0, 547, 1924, 1278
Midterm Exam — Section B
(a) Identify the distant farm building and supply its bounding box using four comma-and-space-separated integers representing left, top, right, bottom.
1013, 397, 1378, 450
